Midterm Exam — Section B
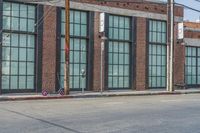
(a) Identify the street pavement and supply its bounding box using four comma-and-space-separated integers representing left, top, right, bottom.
0, 94, 200, 133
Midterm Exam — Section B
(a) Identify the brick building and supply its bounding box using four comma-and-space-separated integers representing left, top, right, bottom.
0, 0, 197, 94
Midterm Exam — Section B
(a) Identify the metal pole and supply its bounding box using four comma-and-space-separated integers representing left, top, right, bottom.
167, 0, 174, 92
100, 41, 104, 94
64, 0, 70, 95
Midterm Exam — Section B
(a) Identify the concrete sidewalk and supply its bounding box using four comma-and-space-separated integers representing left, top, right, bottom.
0, 89, 200, 101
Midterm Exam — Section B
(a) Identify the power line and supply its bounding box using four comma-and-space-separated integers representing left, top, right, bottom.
175, 2, 200, 13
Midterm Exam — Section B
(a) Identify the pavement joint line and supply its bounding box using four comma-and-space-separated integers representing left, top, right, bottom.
0, 90, 200, 102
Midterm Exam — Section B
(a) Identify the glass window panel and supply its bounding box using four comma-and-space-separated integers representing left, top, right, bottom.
11, 62, 18, 75
81, 52, 86, 63
119, 77, 124, 88
2, 47, 10, 61
119, 29, 124, 40
11, 17, 19, 31
109, 28, 113, 38
113, 28, 119, 39
74, 51, 80, 63
119, 17, 124, 28
108, 65, 113, 76
119, 54, 124, 64
19, 62, 26, 75
124, 29, 130, 40
124, 43, 129, 53
109, 16, 113, 27
157, 21, 162, 32
2, 61, 10, 75
27, 63, 34, 75
108, 77, 113, 88
11, 48, 18, 61
19, 76, 26, 89
69, 23, 73, 35
19, 48, 26, 61
124, 54, 129, 64
74, 24, 80, 36
81, 25, 87, 36
19, 34, 27, 47
28, 19, 35, 32
2, 33, 11, 46
11, 34, 19, 46
60, 64, 65, 75
3, 2, 11, 16
124, 18, 130, 28
20, 5, 27, 18
124, 66, 129, 76
1, 76, 10, 89
28, 6, 35, 19
124, 77, 129, 87
20, 18, 27, 31
12, 4, 19, 17
73, 64, 80, 75
81, 12, 87, 24
27, 49, 34, 61
119, 65, 123, 75
113, 16, 119, 27
113, 53, 118, 64
27, 35, 34, 47
162, 22, 166, 32
74, 11, 80, 23
10, 76, 18, 89
3, 16, 11, 30
113, 77, 118, 88
119, 43, 124, 53
73, 76, 80, 88
27, 76, 34, 89
69, 11, 73, 23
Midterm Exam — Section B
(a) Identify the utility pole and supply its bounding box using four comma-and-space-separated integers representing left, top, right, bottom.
64, 0, 70, 95
167, 0, 174, 92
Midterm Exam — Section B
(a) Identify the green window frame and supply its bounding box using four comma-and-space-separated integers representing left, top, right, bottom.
185, 46, 200, 85
1, 2, 36, 90
148, 20, 167, 88
60, 9, 88, 90
108, 15, 131, 89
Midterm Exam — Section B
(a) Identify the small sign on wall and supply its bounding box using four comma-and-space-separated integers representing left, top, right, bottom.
178, 22, 184, 40
99, 12, 105, 33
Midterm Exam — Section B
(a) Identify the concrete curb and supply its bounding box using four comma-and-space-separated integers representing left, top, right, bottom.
0, 90, 200, 102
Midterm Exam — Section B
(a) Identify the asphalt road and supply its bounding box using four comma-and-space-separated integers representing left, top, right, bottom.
0, 94, 200, 133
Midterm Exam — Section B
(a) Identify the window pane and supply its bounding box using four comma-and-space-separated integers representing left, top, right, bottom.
12, 3, 19, 17
3, 16, 11, 30
20, 18, 27, 31
20, 5, 27, 18
11, 17, 19, 31
10, 76, 18, 89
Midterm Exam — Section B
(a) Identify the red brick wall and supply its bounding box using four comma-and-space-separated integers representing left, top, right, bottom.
135, 17, 147, 91
92, 12, 104, 91
75, 0, 183, 17
174, 23, 185, 87
42, 6, 57, 93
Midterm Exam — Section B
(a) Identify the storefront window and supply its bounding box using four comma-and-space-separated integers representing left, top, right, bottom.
60, 10, 87, 90
148, 20, 167, 88
1, 2, 35, 90
108, 15, 131, 89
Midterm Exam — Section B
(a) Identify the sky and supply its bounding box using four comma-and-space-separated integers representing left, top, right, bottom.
160, 0, 200, 22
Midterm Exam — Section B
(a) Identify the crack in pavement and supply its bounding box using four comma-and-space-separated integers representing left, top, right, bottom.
1, 108, 82, 133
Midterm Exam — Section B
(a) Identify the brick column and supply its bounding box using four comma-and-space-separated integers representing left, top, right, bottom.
92, 12, 104, 91
42, 6, 57, 93
135, 17, 147, 91
173, 23, 185, 87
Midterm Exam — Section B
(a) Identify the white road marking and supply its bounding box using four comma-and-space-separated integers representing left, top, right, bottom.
161, 99, 200, 103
